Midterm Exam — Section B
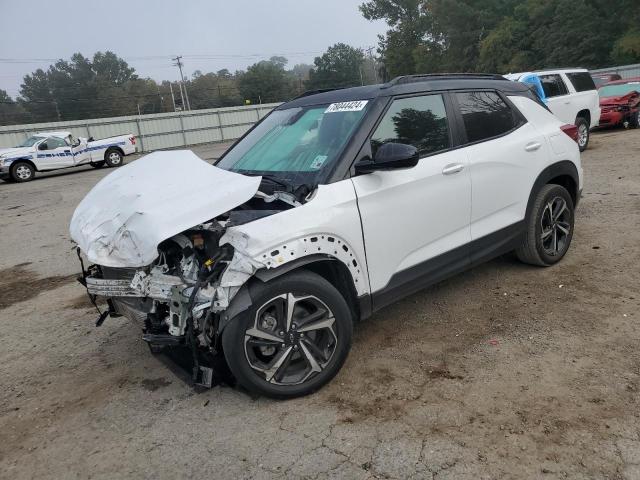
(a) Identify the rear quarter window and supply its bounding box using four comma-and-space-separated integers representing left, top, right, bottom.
567, 72, 596, 92
540, 74, 569, 98
455, 91, 520, 144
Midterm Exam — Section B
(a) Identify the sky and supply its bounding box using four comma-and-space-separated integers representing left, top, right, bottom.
0, 0, 387, 98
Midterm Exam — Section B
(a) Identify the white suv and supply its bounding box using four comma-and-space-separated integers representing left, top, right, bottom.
506, 68, 600, 151
71, 74, 583, 398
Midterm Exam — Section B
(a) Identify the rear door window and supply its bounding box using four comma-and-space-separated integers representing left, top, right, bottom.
540, 74, 569, 98
566, 72, 596, 92
455, 91, 519, 144
370, 94, 450, 157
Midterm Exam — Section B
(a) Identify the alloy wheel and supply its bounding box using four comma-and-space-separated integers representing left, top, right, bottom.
540, 196, 571, 256
577, 124, 588, 148
15, 165, 32, 180
108, 152, 122, 165
243, 293, 338, 386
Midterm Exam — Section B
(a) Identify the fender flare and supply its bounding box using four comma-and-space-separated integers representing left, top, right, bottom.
254, 253, 336, 283
218, 255, 351, 332
525, 161, 580, 221
9, 157, 38, 172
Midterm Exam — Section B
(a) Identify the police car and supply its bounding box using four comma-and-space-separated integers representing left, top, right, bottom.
0, 131, 137, 182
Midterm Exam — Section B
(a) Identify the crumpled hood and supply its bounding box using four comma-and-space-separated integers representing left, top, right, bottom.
70, 150, 261, 268
0, 147, 32, 158
599, 92, 637, 106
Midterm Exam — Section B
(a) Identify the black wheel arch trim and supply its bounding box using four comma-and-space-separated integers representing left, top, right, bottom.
253, 254, 336, 283
219, 254, 368, 331
526, 161, 580, 219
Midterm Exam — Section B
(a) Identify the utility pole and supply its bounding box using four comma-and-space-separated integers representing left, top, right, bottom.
169, 83, 176, 111
172, 55, 191, 110
177, 81, 185, 111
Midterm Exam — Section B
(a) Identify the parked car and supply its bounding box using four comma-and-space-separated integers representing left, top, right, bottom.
71, 74, 582, 398
592, 73, 622, 88
0, 131, 137, 183
597, 77, 640, 128
505, 68, 600, 151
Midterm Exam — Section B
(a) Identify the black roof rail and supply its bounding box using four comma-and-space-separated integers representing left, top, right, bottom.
292, 87, 344, 100
382, 73, 507, 88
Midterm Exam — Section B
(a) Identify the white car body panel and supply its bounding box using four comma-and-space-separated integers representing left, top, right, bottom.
509, 96, 583, 190
70, 151, 261, 268
351, 149, 471, 292
464, 119, 550, 241
219, 180, 370, 297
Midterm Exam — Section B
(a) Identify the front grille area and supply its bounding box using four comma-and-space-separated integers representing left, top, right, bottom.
113, 298, 153, 326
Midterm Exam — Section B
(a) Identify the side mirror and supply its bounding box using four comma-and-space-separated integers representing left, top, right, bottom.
354, 143, 419, 174
38, 142, 48, 151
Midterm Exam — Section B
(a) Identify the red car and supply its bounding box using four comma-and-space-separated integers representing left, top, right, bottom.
598, 77, 640, 128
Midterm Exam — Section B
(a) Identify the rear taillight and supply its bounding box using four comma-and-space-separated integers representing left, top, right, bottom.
560, 124, 579, 144
130, 136, 136, 145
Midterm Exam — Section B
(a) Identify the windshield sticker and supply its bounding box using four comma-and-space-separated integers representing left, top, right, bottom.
310, 155, 328, 170
325, 100, 368, 113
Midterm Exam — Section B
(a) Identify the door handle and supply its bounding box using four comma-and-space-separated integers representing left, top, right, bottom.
524, 142, 542, 152
442, 163, 465, 175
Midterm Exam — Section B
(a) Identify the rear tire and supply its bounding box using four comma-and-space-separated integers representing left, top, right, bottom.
516, 184, 575, 266
575, 117, 589, 152
9, 161, 35, 182
222, 270, 353, 399
105, 149, 123, 167
90, 161, 106, 168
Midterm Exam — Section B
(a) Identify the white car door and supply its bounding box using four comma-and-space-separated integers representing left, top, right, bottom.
35, 137, 74, 170
451, 91, 549, 247
539, 74, 574, 124
70, 136, 90, 165
351, 93, 472, 308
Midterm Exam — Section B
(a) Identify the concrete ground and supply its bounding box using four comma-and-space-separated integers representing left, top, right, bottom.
1, 130, 639, 479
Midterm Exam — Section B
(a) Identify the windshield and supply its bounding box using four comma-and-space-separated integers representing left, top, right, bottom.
17, 136, 45, 147
216, 102, 369, 184
599, 83, 640, 98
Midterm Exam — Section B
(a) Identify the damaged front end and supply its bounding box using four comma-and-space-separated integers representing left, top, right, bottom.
71, 151, 297, 386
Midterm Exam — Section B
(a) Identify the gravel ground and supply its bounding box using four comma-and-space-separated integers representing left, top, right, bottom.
1, 130, 639, 479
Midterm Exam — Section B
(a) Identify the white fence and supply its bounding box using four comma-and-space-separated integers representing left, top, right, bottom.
0, 103, 281, 152
591, 63, 640, 80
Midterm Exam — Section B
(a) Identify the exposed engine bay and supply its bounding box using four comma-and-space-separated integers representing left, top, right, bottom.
80, 190, 305, 384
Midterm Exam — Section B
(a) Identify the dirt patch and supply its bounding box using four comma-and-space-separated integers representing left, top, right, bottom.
140, 378, 173, 392
65, 294, 95, 310
0, 264, 76, 310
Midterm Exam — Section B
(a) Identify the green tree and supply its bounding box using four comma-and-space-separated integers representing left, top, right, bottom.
360, 0, 431, 77
19, 51, 140, 121
238, 59, 291, 104
307, 43, 366, 90
0, 90, 28, 125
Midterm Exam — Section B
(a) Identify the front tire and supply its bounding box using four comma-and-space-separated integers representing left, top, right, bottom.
222, 270, 353, 399
105, 149, 123, 167
575, 117, 590, 152
516, 184, 575, 266
9, 161, 35, 182
629, 108, 640, 129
